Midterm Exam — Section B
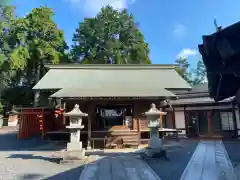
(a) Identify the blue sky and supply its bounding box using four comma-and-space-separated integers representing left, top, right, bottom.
9, 0, 240, 67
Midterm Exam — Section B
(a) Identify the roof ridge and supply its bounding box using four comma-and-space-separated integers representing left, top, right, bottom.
44, 64, 178, 69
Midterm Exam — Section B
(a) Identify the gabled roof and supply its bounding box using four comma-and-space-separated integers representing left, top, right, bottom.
33, 64, 191, 98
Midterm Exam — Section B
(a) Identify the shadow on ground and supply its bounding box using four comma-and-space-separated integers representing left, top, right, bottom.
17, 174, 43, 180
7, 153, 60, 162
0, 131, 65, 151
223, 141, 240, 167
16, 166, 84, 180
43, 166, 84, 180
145, 139, 198, 180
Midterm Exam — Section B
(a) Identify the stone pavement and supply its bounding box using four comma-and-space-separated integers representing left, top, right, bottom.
79, 154, 162, 180
80, 140, 239, 180
180, 140, 237, 180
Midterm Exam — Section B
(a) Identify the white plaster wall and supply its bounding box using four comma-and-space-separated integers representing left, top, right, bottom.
234, 105, 240, 136
174, 111, 186, 136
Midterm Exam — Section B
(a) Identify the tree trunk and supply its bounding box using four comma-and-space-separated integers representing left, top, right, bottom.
33, 63, 41, 107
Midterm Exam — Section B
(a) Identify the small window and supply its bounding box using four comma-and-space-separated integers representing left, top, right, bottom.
220, 112, 234, 130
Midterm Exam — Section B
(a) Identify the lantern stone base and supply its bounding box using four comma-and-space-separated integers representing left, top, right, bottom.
63, 141, 86, 160
63, 149, 86, 160
144, 148, 168, 160
148, 136, 163, 149
144, 137, 168, 159
67, 141, 83, 151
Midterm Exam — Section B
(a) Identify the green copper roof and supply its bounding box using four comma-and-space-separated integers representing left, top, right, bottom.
50, 87, 176, 98
33, 64, 191, 97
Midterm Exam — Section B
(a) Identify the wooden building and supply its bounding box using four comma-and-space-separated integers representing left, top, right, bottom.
33, 64, 191, 148
199, 21, 240, 101
171, 84, 240, 139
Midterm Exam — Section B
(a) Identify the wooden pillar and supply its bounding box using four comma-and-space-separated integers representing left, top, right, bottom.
18, 109, 23, 140
87, 102, 92, 150
137, 117, 140, 145
207, 111, 212, 134
159, 113, 163, 129
231, 102, 238, 137
173, 108, 176, 129
63, 102, 66, 125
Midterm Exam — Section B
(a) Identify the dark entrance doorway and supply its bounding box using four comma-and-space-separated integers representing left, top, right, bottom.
96, 105, 132, 129
186, 111, 198, 137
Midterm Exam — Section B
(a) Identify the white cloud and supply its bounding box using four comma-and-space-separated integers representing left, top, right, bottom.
177, 48, 198, 59
173, 23, 187, 38
64, 0, 136, 16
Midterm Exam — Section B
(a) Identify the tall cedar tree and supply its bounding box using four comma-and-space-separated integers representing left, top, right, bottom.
72, 6, 151, 64
175, 57, 192, 84
192, 59, 207, 85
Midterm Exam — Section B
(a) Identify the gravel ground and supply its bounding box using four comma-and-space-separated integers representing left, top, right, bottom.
0, 128, 84, 180
0, 127, 199, 180
223, 141, 240, 179
0, 154, 84, 180
145, 139, 198, 180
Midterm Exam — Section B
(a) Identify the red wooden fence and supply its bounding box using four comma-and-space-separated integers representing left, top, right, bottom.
18, 107, 65, 140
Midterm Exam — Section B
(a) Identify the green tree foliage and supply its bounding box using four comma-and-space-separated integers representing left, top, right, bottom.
10, 6, 68, 86
175, 57, 192, 84
192, 59, 207, 85
0, 5, 16, 86
0, 101, 3, 115
0, 6, 68, 107
72, 6, 151, 64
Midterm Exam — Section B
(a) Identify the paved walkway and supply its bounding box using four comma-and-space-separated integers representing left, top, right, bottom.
79, 155, 162, 180
80, 141, 239, 180
180, 140, 237, 180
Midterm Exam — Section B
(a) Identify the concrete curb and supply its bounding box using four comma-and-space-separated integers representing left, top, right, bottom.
220, 140, 238, 180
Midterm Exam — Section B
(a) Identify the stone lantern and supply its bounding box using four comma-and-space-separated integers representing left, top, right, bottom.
64, 104, 87, 160
144, 103, 167, 158
7, 109, 20, 127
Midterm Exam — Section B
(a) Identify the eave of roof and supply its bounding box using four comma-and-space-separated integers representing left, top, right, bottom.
171, 96, 234, 106
50, 88, 176, 98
